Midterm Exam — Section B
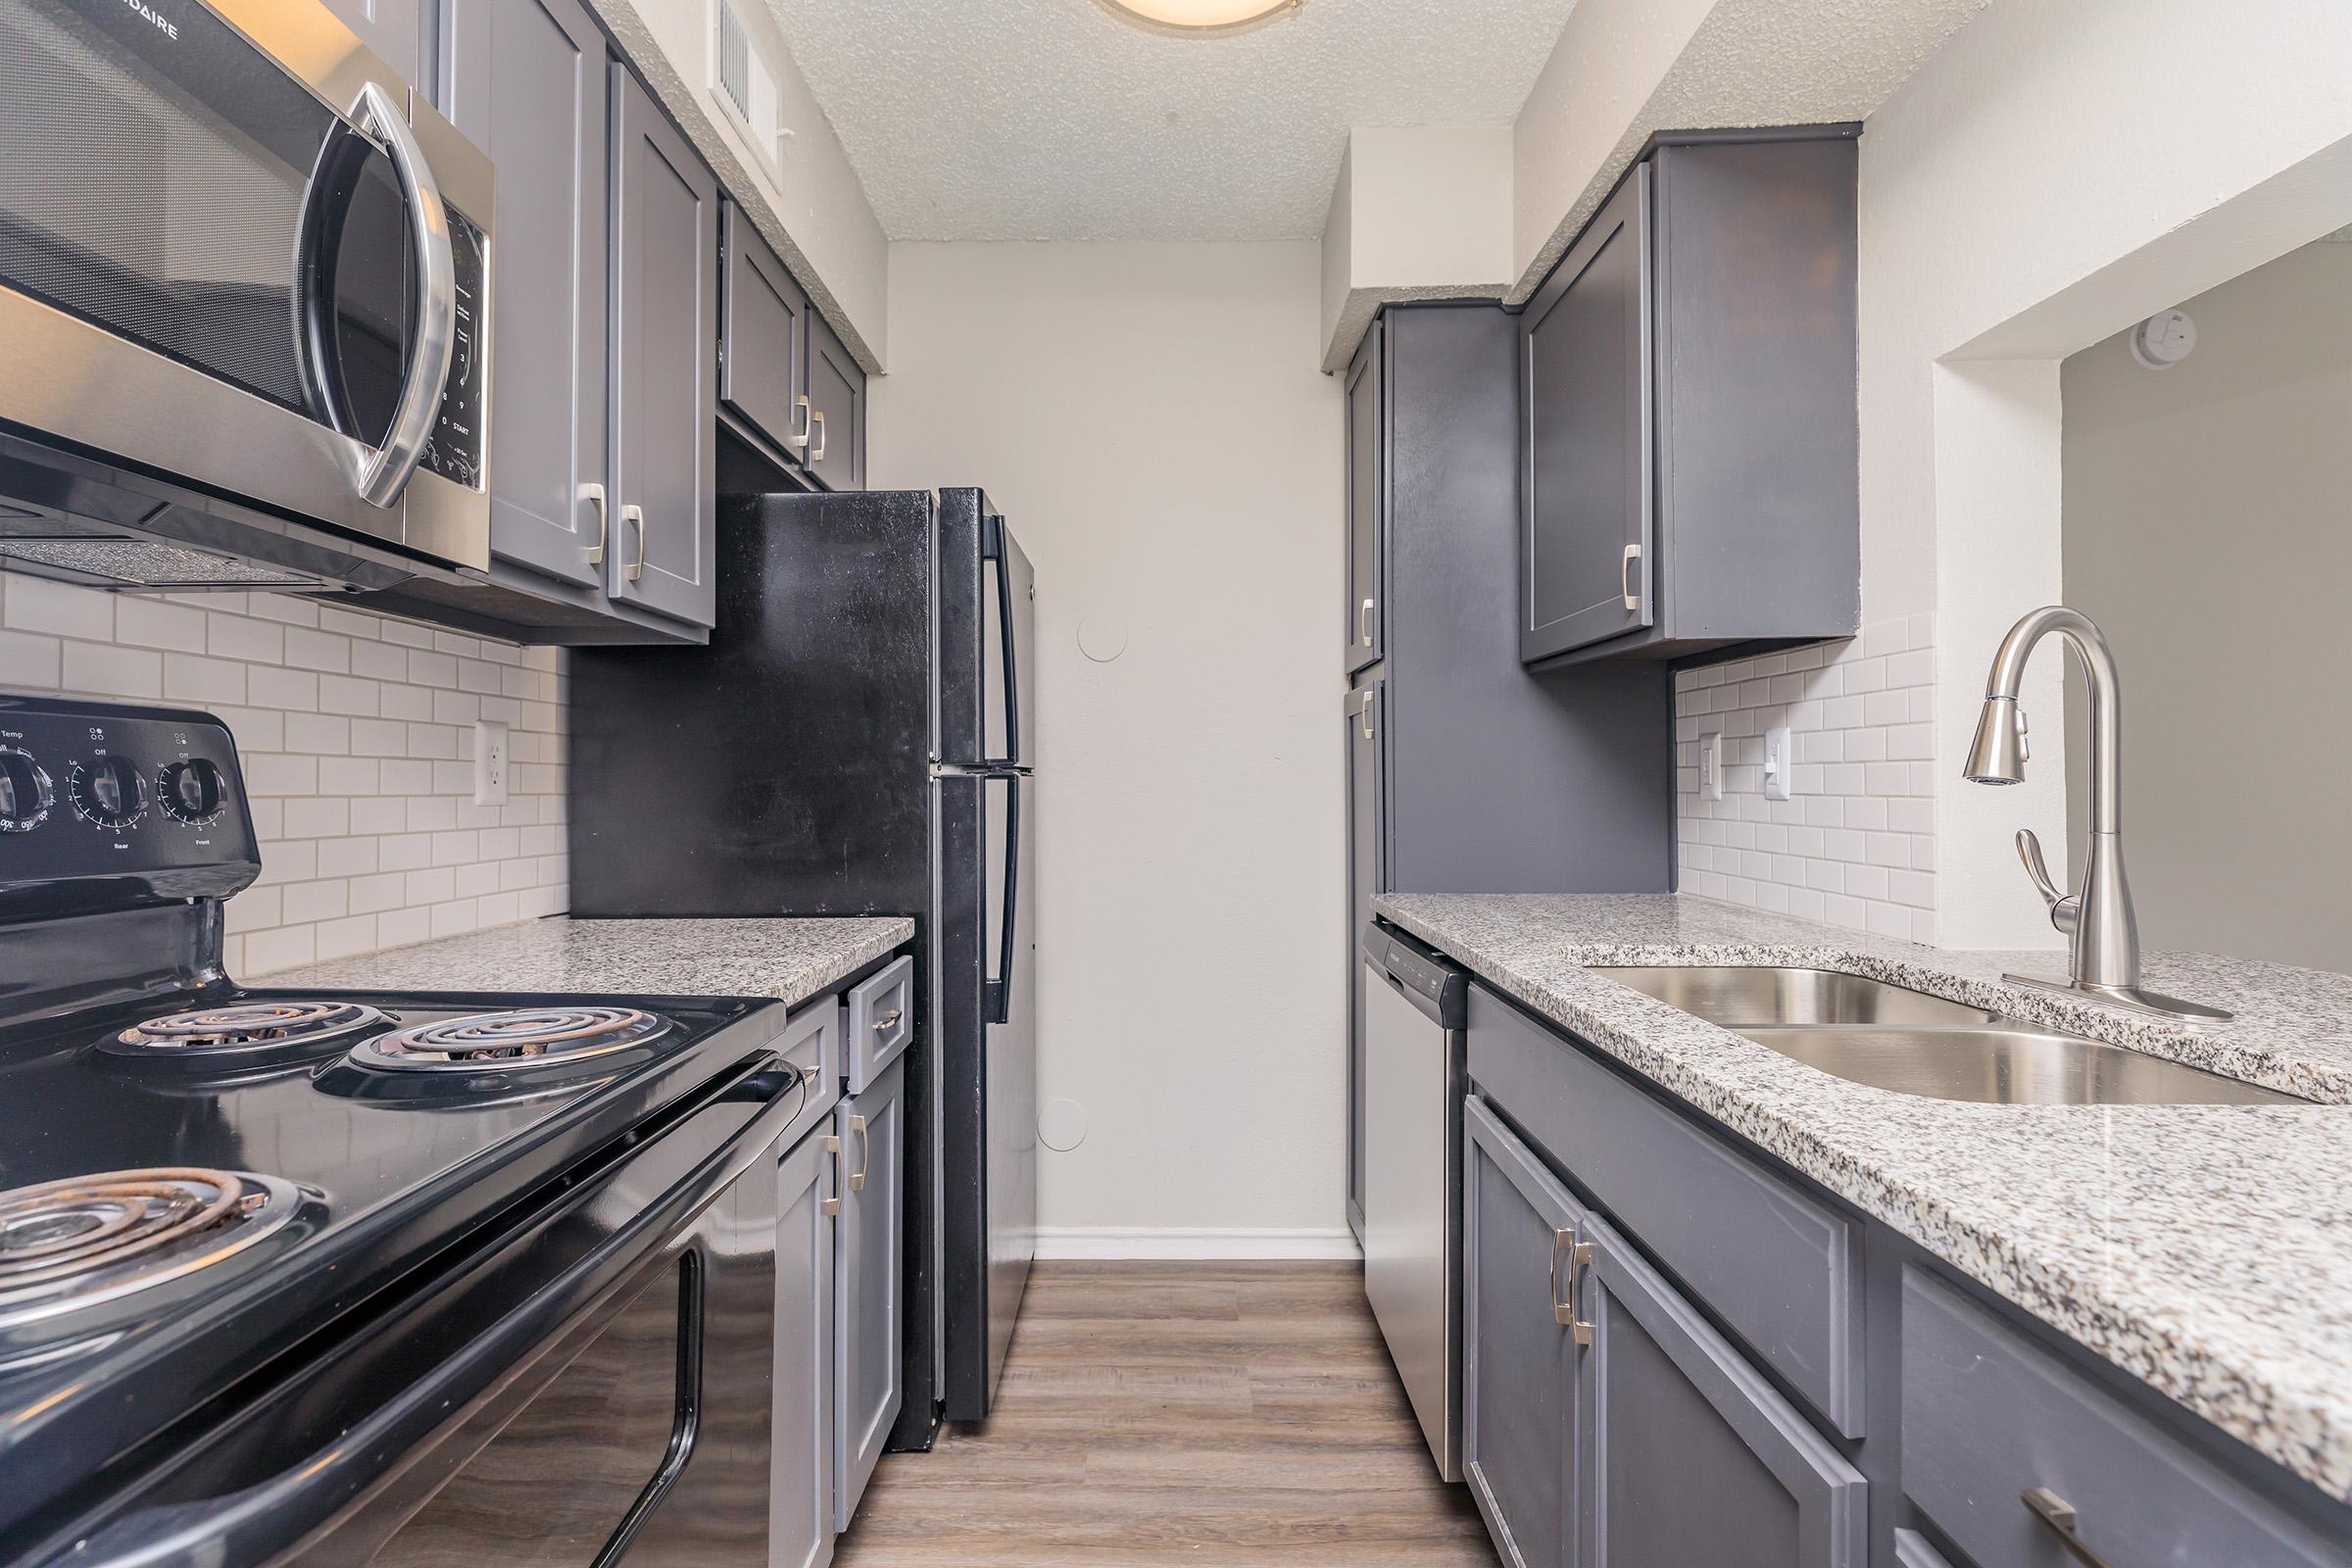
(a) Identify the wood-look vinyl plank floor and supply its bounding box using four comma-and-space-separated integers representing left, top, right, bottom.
834, 1260, 1497, 1567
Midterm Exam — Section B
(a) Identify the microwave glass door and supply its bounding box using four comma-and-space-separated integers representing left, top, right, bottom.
0, 0, 415, 446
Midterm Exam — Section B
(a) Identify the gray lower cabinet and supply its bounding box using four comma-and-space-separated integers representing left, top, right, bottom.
1344, 674, 1385, 1241
444, 0, 609, 593
320, 0, 427, 90
834, 1055, 906, 1529
807, 313, 866, 492
720, 201, 813, 468
772, 1118, 838, 1568
1463, 1095, 1865, 1568
1520, 127, 1860, 668
610, 66, 718, 627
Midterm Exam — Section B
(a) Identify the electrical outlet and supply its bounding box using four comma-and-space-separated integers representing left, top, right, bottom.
1762, 725, 1792, 802
1697, 731, 1723, 800
472, 719, 510, 807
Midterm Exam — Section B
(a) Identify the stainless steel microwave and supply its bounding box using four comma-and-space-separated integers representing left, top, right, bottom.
0, 0, 494, 589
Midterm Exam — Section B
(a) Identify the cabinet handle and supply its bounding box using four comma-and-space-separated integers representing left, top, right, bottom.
1357, 688, 1375, 741
580, 482, 608, 564
849, 1112, 870, 1193
821, 1134, 843, 1216
811, 410, 827, 463
2022, 1488, 2116, 1568
790, 393, 812, 451
1621, 543, 1642, 611
1358, 597, 1375, 647
872, 1006, 903, 1034
1550, 1227, 1594, 1345
621, 504, 646, 582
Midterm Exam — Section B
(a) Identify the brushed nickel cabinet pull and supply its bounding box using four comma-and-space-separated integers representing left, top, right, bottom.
1359, 597, 1375, 647
872, 1006, 903, 1034
2022, 1488, 2115, 1568
620, 504, 646, 582
1549, 1228, 1595, 1345
790, 393, 811, 451
849, 1113, 870, 1193
811, 410, 827, 463
1358, 688, 1375, 742
821, 1134, 843, 1216
581, 482, 607, 564
1621, 543, 1642, 611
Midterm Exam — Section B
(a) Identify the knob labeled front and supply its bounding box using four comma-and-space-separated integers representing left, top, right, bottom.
160, 759, 226, 826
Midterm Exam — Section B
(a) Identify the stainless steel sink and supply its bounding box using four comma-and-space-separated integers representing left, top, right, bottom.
1594, 966, 1999, 1027
1733, 1025, 2303, 1106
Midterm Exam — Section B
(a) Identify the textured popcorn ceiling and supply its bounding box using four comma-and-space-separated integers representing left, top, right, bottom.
772, 0, 1581, 241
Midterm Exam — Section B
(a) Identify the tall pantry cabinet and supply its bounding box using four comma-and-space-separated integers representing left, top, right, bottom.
1341, 304, 1671, 1239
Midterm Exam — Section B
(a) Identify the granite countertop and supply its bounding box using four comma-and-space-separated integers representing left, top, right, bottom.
1376, 891, 2352, 1501
270, 915, 914, 1010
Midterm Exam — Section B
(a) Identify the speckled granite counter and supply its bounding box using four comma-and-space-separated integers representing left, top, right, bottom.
270, 915, 914, 1009
1376, 891, 2352, 1500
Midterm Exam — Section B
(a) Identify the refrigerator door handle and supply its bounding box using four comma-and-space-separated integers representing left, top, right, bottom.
985, 774, 1020, 1027
984, 513, 1020, 767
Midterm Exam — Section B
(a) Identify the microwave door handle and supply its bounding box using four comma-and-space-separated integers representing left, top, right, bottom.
985, 775, 1020, 1027
53, 1056, 806, 1568
349, 80, 457, 509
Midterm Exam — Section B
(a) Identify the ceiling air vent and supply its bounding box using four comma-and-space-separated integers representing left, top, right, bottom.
710, 0, 787, 184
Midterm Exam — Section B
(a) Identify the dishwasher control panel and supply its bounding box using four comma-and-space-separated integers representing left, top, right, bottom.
1362, 923, 1467, 1026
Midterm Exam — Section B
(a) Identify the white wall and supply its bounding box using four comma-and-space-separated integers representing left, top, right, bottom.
1853, 0, 2352, 950
873, 241, 1346, 1255
0, 579, 567, 976
2059, 239, 2352, 972
1317, 125, 1513, 371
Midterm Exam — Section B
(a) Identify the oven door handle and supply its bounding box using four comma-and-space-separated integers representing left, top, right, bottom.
45, 1056, 808, 1568
349, 80, 457, 509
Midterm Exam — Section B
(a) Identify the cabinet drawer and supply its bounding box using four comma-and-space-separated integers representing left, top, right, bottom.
1465, 983, 1864, 1437
776, 996, 843, 1129
1901, 1268, 2347, 1568
845, 955, 914, 1094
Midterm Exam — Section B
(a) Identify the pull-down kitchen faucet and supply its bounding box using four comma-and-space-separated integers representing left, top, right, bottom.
1962, 606, 2230, 1022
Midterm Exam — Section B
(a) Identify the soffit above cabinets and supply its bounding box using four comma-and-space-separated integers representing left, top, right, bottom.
770, 0, 1581, 241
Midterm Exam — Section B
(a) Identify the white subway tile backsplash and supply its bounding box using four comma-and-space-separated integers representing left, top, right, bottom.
1677, 619, 1936, 942
2, 585, 566, 977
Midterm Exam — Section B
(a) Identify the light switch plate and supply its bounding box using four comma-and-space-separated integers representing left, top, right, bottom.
1762, 725, 1792, 802
472, 719, 510, 807
1697, 731, 1723, 800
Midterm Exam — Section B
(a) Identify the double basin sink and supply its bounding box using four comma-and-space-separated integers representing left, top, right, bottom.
1593, 966, 2299, 1106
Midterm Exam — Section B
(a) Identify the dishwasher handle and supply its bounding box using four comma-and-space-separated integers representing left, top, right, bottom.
1361, 921, 1468, 1029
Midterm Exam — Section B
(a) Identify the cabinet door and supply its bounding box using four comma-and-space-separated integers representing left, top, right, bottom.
1521, 164, 1653, 663
835, 1055, 905, 1531
319, 0, 425, 90
808, 312, 866, 492
1344, 675, 1386, 1240
444, 0, 608, 590
611, 67, 718, 627
1462, 1095, 1582, 1568
773, 1124, 838, 1568
1579, 1208, 1866, 1568
720, 201, 812, 465
1345, 315, 1385, 674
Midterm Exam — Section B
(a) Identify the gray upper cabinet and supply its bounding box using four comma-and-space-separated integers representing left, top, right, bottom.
1521, 127, 1860, 668
721, 201, 813, 467
1344, 316, 1385, 675
807, 312, 866, 492
320, 0, 428, 92
444, 0, 608, 593
834, 1055, 906, 1531
610, 66, 718, 627
772, 1120, 838, 1568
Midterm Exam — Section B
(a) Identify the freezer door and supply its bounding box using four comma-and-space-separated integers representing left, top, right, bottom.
980, 516, 1035, 770
935, 489, 1034, 770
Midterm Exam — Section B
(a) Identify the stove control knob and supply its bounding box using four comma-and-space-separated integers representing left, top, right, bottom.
0, 747, 54, 833
70, 756, 149, 829
159, 759, 227, 826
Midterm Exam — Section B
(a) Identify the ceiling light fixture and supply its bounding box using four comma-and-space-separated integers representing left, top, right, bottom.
1098, 0, 1301, 37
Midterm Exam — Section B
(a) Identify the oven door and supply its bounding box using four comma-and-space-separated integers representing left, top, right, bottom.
0, 0, 493, 571
36, 1054, 817, 1568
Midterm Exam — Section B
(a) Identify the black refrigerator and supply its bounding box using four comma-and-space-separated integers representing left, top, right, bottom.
568, 486, 1037, 1438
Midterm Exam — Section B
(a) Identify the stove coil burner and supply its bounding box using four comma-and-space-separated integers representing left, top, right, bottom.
348, 1006, 672, 1073
0, 1167, 297, 1328
105, 1001, 391, 1060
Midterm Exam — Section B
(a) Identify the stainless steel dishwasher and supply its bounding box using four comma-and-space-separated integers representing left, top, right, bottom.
1360, 922, 1469, 1482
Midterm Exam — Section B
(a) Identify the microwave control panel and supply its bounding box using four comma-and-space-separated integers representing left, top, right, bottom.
418, 204, 489, 493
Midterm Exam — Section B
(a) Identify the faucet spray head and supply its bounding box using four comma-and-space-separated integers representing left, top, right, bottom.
1963, 696, 2027, 785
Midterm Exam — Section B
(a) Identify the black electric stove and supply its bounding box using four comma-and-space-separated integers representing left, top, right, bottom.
0, 696, 815, 1568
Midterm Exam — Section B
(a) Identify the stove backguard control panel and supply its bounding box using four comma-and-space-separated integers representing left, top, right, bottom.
0, 694, 262, 911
